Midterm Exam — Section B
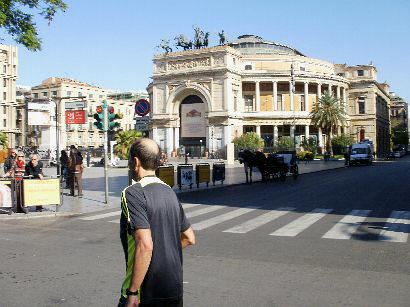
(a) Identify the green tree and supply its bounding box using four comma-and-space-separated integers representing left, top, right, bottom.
114, 130, 142, 159
277, 136, 294, 151
301, 136, 318, 155
310, 91, 347, 155
0, 132, 8, 148
0, 0, 67, 51
233, 132, 264, 150
331, 134, 354, 155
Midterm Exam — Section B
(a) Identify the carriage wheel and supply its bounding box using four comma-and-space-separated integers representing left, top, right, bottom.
292, 164, 299, 180
280, 171, 286, 182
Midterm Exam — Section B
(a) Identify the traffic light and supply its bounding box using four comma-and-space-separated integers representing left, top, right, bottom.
93, 105, 104, 130
108, 106, 121, 131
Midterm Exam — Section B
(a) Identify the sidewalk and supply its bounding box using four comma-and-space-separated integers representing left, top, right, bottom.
0, 160, 344, 219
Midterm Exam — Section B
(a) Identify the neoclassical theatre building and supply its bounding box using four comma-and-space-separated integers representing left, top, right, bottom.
148, 35, 390, 157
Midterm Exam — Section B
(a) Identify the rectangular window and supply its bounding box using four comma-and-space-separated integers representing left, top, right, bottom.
245, 65, 252, 70
52, 91, 57, 97
358, 97, 365, 114
277, 95, 283, 111
33, 93, 39, 99
3, 79, 6, 87
234, 96, 238, 112
42, 91, 48, 97
244, 95, 254, 112
3, 106, 7, 114
3, 65, 6, 74
3, 92, 6, 101
67, 91, 72, 97
357, 70, 364, 76
301, 95, 305, 111
3, 119, 6, 127
89, 94, 93, 99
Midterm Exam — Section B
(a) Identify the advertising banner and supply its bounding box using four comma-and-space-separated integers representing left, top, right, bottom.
65, 110, 86, 124
181, 103, 206, 138
23, 179, 61, 207
28, 111, 51, 126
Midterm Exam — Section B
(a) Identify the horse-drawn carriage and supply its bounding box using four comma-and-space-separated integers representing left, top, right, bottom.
238, 150, 299, 183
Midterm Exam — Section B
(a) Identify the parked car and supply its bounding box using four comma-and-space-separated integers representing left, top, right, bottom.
393, 145, 406, 158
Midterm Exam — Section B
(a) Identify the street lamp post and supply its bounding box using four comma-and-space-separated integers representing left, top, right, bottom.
291, 63, 296, 152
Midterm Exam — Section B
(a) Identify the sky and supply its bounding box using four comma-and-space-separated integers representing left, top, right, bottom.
4, 0, 410, 101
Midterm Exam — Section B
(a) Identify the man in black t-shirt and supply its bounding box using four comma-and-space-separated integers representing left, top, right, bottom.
25, 154, 44, 212
119, 138, 195, 307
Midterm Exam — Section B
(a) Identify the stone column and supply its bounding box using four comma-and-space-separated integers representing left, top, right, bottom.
174, 127, 179, 150
256, 125, 261, 136
304, 82, 309, 112
289, 81, 294, 111
152, 127, 158, 143
305, 125, 310, 139
273, 81, 278, 111
290, 125, 295, 138
165, 127, 173, 155
223, 125, 232, 146
224, 77, 232, 112
317, 83, 322, 99
207, 126, 213, 152
255, 81, 260, 112
336, 85, 341, 100
273, 125, 278, 146
328, 84, 332, 96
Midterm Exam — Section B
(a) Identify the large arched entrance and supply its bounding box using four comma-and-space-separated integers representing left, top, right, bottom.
179, 95, 206, 157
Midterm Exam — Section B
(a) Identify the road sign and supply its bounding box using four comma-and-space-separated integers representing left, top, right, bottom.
65, 101, 86, 109
135, 99, 150, 116
66, 110, 86, 124
135, 116, 150, 131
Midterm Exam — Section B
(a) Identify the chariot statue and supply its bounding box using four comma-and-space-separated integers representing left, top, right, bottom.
175, 34, 193, 50
203, 32, 210, 48
157, 39, 172, 54
218, 30, 226, 45
194, 26, 204, 49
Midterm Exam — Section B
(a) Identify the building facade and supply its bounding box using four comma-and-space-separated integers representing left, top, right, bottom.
389, 92, 407, 131
338, 64, 391, 156
148, 35, 350, 156
0, 44, 23, 148
30, 78, 136, 149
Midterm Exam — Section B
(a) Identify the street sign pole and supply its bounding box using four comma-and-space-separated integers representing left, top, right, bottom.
103, 100, 109, 205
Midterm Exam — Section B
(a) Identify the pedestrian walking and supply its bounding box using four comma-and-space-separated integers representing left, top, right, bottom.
60, 150, 69, 187
4, 148, 16, 174
4, 152, 27, 213
68, 147, 83, 197
25, 154, 44, 212
118, 138, 195, 307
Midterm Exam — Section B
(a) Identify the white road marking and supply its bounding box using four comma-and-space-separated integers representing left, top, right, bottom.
379, 211, 410, 243
270, 208, 333, 237
322, 210, 371, 240
182, 203, 202, 210
185, 205, 225, 218
223, 207, 295, 234
109, 219, 120, 224
192, 207, 258, 231
80, 210, 121, 221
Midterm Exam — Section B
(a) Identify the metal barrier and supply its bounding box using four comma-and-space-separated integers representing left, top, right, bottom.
196, 163, 210, 188
212, 162, 225, 185
177, 164, 194, 190
156, 165, 175, 188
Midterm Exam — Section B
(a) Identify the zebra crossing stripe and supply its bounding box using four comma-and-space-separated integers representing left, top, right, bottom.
322, 210, 371, 240
182, 203, 202, 210
109, 219, 120, 224
80, 210, 121, 221
192, 207, 258, 231
223, 207, 295, 234
378, 211, 410, 243
270, 208, 333, 237
185, 205, 225, 219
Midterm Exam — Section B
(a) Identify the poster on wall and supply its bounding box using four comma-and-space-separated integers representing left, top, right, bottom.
28, 111, 51, 126
181, 103, 206, 138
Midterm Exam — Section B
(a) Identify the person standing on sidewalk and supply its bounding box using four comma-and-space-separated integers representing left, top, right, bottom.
4, 152, 27, 213
118, 138, 196, 307
68, 147, 83, 197
25, 154, 44, 212
4, 149, 16, 174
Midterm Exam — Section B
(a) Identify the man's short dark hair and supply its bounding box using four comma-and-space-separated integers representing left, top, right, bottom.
129, 138, 161, 171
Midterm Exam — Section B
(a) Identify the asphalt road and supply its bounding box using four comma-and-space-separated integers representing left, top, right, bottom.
1, 157, 409, 306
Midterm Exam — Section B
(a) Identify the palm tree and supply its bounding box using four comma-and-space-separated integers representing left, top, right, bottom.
0, 132, 8, 149
310, 91, 347, 155
114, 130, 142, 159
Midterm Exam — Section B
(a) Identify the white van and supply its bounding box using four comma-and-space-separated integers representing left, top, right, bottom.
349, 143, 373, 166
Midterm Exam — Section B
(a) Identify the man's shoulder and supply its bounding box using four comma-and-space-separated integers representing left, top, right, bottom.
122, 183, 144, 202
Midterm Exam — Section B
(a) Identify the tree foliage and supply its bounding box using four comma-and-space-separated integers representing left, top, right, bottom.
310, 91, 347, 155
233, 132, 264, 151
0, 132, 8, 148
0, 0, 67, 51
277, 136, 294, 151
114, 130, 142, 159
331, 134, 354, 155
301, 136, 318, 155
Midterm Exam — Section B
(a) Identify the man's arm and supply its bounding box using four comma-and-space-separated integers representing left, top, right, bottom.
181, 227, 196, 249
129, 229, 153, 292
